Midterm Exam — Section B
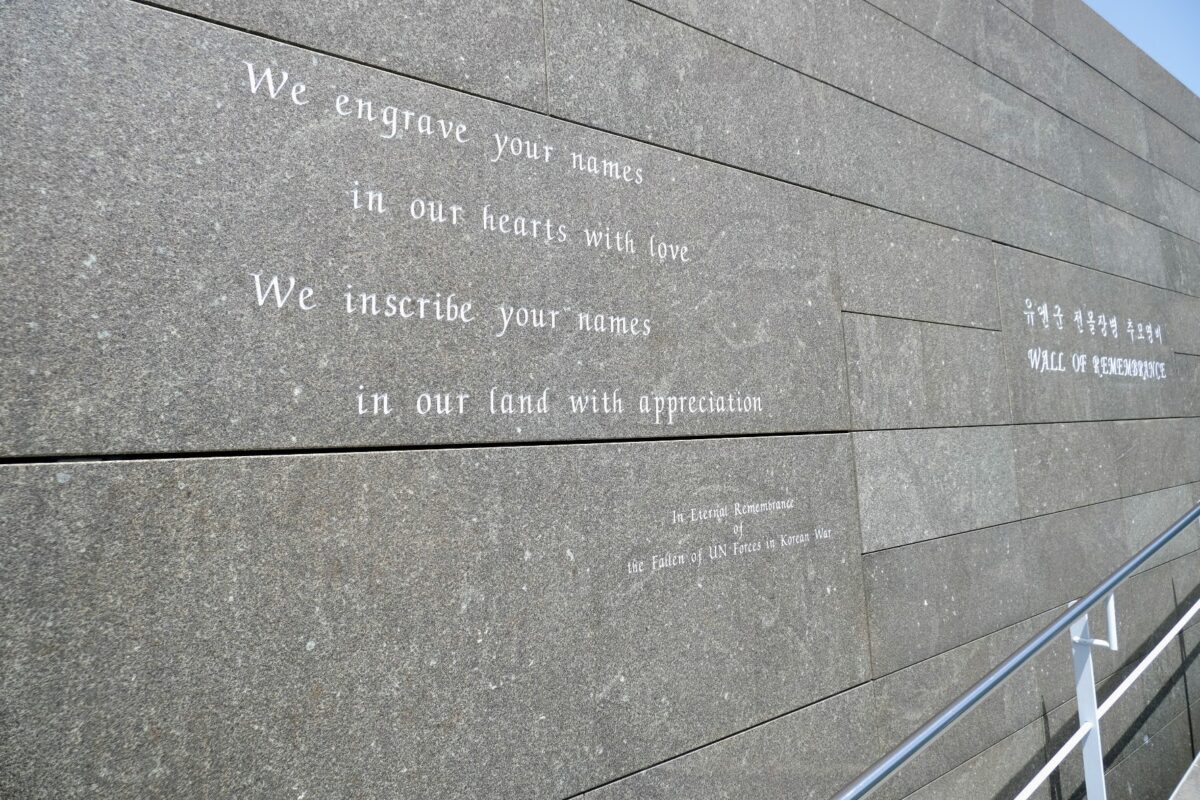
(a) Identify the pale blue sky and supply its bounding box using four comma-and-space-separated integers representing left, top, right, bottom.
1083, 0, 1200, 96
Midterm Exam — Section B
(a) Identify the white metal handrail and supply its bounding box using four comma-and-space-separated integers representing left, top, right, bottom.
830, 500, 1200, 800
1012, 594, 1200, 800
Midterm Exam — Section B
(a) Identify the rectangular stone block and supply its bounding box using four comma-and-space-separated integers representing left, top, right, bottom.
1169, 354, 1200, 417
1086, 199, 1174, 292
987, 160, 1095, 267
1138, 53, 1200, 148
1155, 170, 1200, 245
1163, 228, 1200, 298
151, 0, 547, 109
865, 520, 1036, 673
647, 0, 1095, 228
997, 246, 1179, 423
1012, 0, 1200, 148
844, 313, 1010, 430
1014, 421, 1200, 519
1013, 421, 1122, 518
578, 685, 879, 800
877, 0, 1151, 167
854, 426, 1019, 552
1114, 421, 1200, 497
819, 199, 1001, 330
0, 435, 868, 799
1145, 109, 1200, 194
0, 0, 852, 457
1073, 131, 1162, 238
1168, 293, 1200, 356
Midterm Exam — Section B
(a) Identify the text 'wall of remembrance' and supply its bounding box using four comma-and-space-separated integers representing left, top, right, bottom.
2, 2, 1200, 800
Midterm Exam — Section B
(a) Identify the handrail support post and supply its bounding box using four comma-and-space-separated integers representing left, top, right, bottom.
1071, 612, 1108, 800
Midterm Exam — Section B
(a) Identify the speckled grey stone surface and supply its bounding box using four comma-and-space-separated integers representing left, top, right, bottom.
545, 0, 1097, 269
0, 435, 867, 799
864, 493, 1200, 675
151, 0, 547, 109
1086, 199, 1176, 292
1114, 421, 1200, 496
578, 685, 879, 800
3, 2, 1200, 798
854, 426, 1020, 552
1013, 421, 1123, 517
997, 0, 1200, 145
997, 246, 1179, 423
1014, 420, 1200, 519
900, 720, 1050, 800
820, 200, 1000, 329
0, 0, 851, 457
844, 313, 1010, 429
638, 0, 1200, 261
871, 0, 1182, 187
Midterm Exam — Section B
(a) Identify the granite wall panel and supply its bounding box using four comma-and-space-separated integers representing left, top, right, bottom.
866, 497, 1200, 676
578, 685, 879, 800
995, 0, 1200, 143
0, 435, 867, 799
641, 0, 1200, 269
3, 1, 1198, 798
854, 426, 1020, 552
997, 246, 1180, 423
872, 0, 1200, 196
1014, 421, 1200, 518
844, 314, 1011, 430
1, 0, 857, 457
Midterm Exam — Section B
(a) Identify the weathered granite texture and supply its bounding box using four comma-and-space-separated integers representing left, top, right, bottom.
2, 1, 1199, 799
154, 0, 547, 109
1, 0, 852, 456
544, 0, 1098, 270
0, 436, 866, 799
854, 426, 1020, 551
844, 314, 1010, 429
638, 0, 1200, 254
997, 245, 1180, 423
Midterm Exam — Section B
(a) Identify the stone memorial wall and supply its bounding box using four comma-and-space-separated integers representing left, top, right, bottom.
1, 1, 1199, 799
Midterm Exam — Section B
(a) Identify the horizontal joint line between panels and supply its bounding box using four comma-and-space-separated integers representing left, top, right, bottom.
991, 240, 1200, 300
869, 544, 1200, 684
0, 429, 857, 466
840, 310, 1002, 333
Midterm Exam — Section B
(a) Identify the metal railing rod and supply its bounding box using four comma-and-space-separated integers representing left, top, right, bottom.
1097, 595, 1200, 717
830, 500, 1200, 800
1012, 721, 1094, 800
1009, 594, 1200, 800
